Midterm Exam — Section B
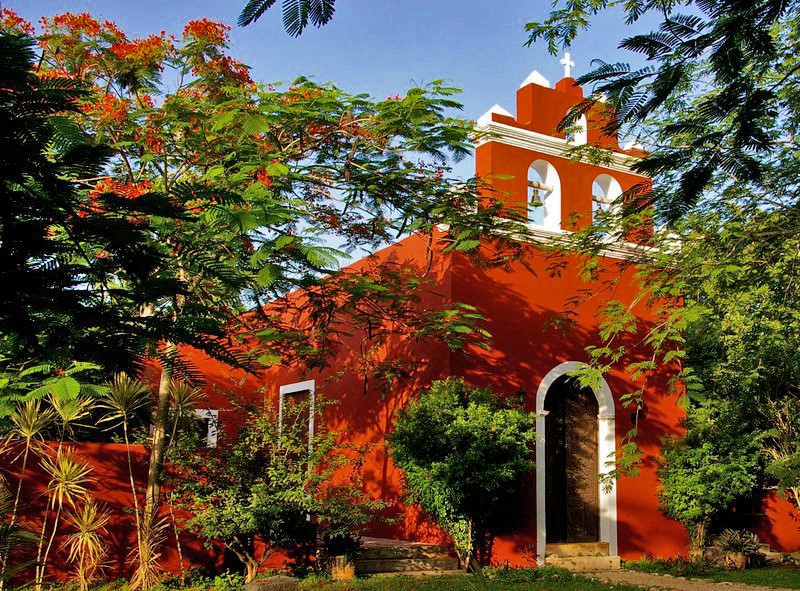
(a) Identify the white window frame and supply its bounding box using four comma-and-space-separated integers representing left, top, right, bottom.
278, 379, 315, 453
196, 409, 219, 448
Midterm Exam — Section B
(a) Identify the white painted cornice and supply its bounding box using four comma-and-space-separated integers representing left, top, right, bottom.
476, 120, 648, 178
438, 221, 659, 262
516, 224, 658, 261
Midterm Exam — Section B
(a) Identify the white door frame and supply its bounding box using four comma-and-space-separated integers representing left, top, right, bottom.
535, 361, 618, 563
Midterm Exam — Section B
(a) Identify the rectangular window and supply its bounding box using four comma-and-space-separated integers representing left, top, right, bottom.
195, 409, 219, 448
278, 379, 315, 453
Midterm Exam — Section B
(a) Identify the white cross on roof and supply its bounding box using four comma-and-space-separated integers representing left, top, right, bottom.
560, 52, 575, 78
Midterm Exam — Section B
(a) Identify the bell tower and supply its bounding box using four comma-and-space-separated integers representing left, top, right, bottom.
475, 58, 648, 234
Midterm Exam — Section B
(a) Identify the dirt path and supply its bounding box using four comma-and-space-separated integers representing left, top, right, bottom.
587, 570, 788, 591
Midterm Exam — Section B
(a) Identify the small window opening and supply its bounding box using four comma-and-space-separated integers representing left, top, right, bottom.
195, 409, 219, 448
566, 114, 588, 145
279, 380, 315, 454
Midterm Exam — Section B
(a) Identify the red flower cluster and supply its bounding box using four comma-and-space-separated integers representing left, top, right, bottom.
88, 178, 152, 200
144, 126, 165, 154
1, 8, 35, 35
102, 19, 124, 39
79, 178, 151, 218
81, 93, 130, 126
35, 68, 74, 80
216, 56, 252, 85
49, 12, 101, 36
256, 168, 273, 187
192, 55, 253, 87
306, 122, 334, 137
282, 87, 325, 104
110, 33, 173, 68
183, 18, 230, 45
137, 94, 155, 109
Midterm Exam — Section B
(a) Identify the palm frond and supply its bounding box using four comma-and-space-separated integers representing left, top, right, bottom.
239, 0, 279, 26
240, 0, 336, 35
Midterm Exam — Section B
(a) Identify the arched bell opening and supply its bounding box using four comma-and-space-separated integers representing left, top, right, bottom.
591, 173, 622, 222
527, 160, 562, 230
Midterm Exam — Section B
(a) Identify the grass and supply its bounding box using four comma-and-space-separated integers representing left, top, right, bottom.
45, 568, 648, 591
299, 567, 645, 590
625, 557, 800, 589
704, 566, 800, 589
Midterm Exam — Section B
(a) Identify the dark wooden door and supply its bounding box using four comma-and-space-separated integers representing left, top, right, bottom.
544, 376, 600, 543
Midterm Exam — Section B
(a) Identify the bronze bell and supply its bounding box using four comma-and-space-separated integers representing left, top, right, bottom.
529, 188, 543, 208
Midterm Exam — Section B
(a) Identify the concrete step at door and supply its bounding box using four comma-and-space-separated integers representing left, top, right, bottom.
545, 542, 610, 557
355, 556, 460, 574
545, 555, 621, 571
359, 544, 451, 560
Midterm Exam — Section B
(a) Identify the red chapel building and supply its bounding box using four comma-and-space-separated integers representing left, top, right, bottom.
190, 61, 799, 569
13, 61, 800, 579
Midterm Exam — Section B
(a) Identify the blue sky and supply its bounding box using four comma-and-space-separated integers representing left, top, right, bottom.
13, 0, 654, 178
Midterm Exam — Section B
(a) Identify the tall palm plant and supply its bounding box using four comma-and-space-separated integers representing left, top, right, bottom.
98, 374, 151, 590
29, 396, 96, 589
164, 381, 204, 586
34, 450, 92, 590
0, 400, 52, 587
239, 0, 336, 33
64, 501, 110, 591
7, 401, 52, 526
0, 475, 38, 589
50, 396, 94, 444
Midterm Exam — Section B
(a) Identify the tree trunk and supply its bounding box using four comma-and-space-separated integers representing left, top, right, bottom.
167, 493, 186, 587
135, 351, 173, 590
245, 559, 259, 584
144, 353, 173, 518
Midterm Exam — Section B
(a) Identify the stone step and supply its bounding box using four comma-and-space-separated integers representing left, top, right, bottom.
360, 545, 451, 560
366, 570, 464, 578
757, 544, 785, 564
546, 542, 610, 557
545, 555, 621, 571
355, 557, 461, 574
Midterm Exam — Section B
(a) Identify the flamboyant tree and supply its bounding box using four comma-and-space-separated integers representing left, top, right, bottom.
0, 29, 188, 373
1, 8, 534, 585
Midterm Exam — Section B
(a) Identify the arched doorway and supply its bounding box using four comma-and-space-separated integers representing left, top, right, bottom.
544, 376, 599, 542
535, 362, 618, 563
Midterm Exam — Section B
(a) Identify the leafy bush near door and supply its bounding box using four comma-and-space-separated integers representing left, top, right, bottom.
387, 378, 535, 567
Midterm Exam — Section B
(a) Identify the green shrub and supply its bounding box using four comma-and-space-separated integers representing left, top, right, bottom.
387, 378, 534, 565
173, 399, 384, 583
657, 400, 761, 550
484, 565, 577, 584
